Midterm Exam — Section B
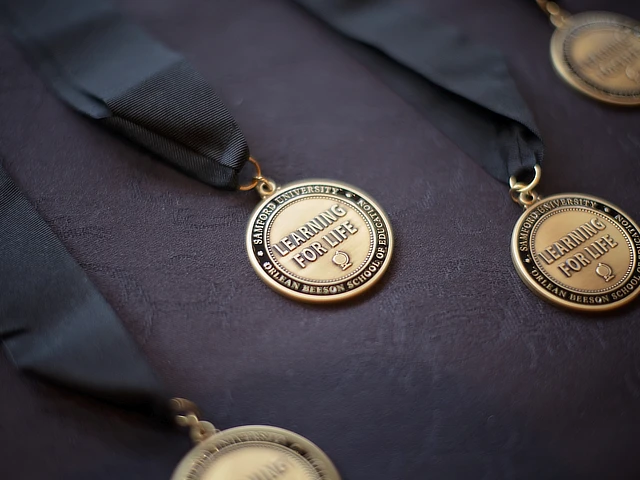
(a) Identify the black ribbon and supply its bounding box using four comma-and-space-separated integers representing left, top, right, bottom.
0, 0, 545, 421
0, 0, 257, 418
0, 0, 249, 189
291, 0, 544, 183
0, 163, 172, 419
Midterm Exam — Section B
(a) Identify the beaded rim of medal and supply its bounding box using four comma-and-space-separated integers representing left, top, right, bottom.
245, 178, 394, 303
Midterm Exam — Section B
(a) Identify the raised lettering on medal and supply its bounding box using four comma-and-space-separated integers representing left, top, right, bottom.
245, 180, 393, 303
511, 193, 640, 311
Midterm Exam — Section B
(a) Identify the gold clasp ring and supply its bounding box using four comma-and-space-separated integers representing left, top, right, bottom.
509, 164, 542, 208
238, 157, 277, 198
238, 157, 263, 191
535, 0, 570, 28
170, 397, 218, 444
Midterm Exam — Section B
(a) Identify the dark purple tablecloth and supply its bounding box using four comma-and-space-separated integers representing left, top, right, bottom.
1, 1, 640, 479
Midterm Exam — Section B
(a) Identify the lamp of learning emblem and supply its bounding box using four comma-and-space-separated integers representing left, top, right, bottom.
332, 251, 352, 270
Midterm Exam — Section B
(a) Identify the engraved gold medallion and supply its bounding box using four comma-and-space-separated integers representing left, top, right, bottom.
172, 425, 341, 480
246, 178, 393, 302
549, 11, 640, 105
512, 193, 640, 311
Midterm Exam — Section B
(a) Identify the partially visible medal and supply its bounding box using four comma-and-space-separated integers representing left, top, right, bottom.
510, 166, 640, 311
241, 158, 393, 303
170, 399, 341, 480
537, 1, 640, 105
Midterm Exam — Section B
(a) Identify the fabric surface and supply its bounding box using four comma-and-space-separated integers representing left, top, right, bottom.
1, 0, 640, 479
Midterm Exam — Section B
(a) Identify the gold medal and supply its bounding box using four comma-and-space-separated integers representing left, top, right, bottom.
539, 2, 640, 105
170, 399, 341, 480
172, 426, 340, 480
172, 162, 389, 476
510, 166, 640, 311
242, 159, 393, 303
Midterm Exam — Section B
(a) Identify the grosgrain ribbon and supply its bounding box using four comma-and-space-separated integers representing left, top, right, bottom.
0, 0, 250, 189
0, 163, 172, 419
0, 0, 545, 419
291, 0, 544, 183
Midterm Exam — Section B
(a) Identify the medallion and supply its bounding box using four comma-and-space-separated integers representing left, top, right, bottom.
246, 179, 393, 302
512, 193, 640, 311
550, 11, 640, 105
172, 425, 341, 480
